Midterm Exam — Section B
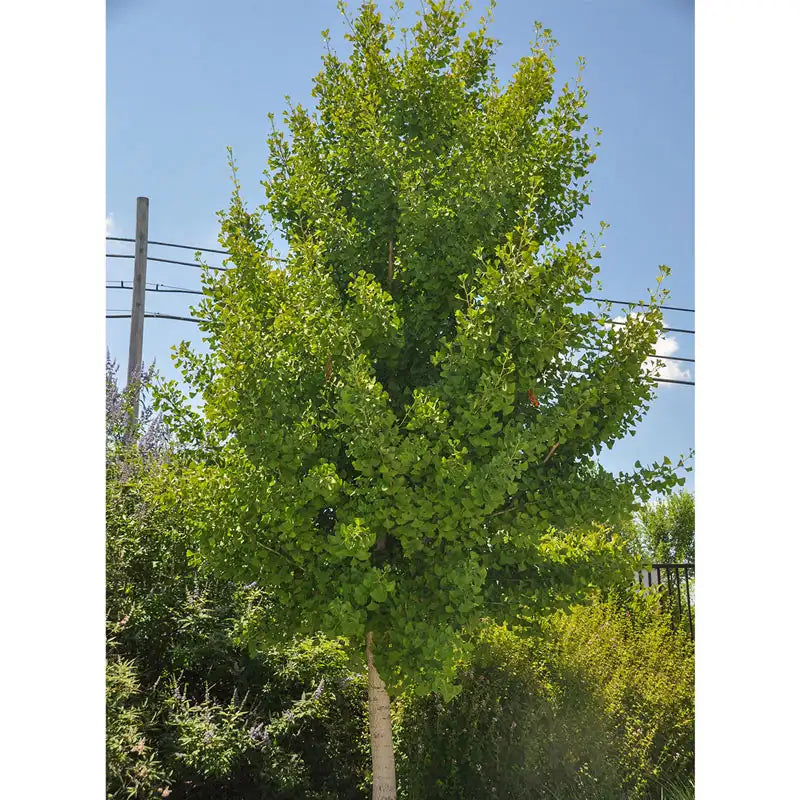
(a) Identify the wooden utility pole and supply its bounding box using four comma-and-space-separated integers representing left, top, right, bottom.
126, 197, 149, 427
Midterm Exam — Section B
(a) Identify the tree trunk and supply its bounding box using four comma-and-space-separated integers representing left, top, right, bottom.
366, 631, 397, 800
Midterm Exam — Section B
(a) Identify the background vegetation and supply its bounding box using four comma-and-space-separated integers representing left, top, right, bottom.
629, 491, 695, 564
107, 362, 693, 800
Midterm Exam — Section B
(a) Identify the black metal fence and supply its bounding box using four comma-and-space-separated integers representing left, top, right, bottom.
634, 562, 695, 640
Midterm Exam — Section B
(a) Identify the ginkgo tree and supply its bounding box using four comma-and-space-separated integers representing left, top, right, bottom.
155, 2, 685, 797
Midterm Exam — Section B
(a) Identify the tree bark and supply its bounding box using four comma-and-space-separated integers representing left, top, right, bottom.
366, 631, 397, 800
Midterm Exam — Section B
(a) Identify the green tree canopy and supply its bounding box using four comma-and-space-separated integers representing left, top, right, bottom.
634, 490, 695, 564
156, 0, 683, 699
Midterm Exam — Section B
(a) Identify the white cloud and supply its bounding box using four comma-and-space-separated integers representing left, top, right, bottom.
648, 334, 691, 381
610, 314, 692, 383
106, 213, 115, 234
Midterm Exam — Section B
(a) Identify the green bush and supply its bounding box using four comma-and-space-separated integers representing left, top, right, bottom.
106, 422, 370, 798
395, 594, 694, 800
106, 652, 171, 799
107, 474, 371, 798
394, 624, 609, 799
548, 595, 694, 798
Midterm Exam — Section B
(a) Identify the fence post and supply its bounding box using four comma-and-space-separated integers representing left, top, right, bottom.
126, 197, 149, 430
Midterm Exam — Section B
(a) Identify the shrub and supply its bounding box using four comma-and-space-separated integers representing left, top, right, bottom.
106, 652, 171, 799
547, 594, 694, 798
395, 593, 693, 800
106, 433, 370, 799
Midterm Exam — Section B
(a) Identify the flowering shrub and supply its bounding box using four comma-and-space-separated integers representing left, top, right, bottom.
164, 681, 255, 780
107, 362, 370, 799
106, 653, 172, 799
106, 354, 169, 457
107, 475, 370, 798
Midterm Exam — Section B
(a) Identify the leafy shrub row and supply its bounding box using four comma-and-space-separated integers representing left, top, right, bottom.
395, 596, 693, 800
107, 445, 370, 799
106, 368, 693, 799
107, 458, 692, 799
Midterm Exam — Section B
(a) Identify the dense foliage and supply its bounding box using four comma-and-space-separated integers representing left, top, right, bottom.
155, 0, 684, 700
107, 363, 692, 799
107, 362, 371, 799
395, 595, 694, 800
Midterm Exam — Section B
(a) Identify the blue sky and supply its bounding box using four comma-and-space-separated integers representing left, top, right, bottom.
106, 0, 694, 488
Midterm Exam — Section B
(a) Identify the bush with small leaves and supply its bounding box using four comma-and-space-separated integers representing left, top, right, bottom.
107, 360, 370, 799
547, 593, 694, 798
106, 653, 172, 800
394, 593, 693, 800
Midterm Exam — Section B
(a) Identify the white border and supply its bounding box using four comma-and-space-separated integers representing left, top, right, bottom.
1, 0, 106, 795
5, 0, 800, 795
697, 1, 800, 796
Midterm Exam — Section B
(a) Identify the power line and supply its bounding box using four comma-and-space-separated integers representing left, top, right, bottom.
158, 282, 202, 292
105, 290, 696, 364
605, 319, 694, 335
562, 366, 694, 387
107, 253, 226, 271
105, 238, 694, 312
106, 312, 694, 383
651, 354, 694, 364
584, 296, 694, 314
107, 235, 231, 256
586, 348, 694, 365
106, 280, 202, 296
149, 255, 227, 270
107, 311, 202, 324
652, 377, 694, 386
106, 236, 286, 262
106, 253, 697, 320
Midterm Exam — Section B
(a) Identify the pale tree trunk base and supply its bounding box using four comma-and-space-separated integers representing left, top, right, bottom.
366, 631, 397, 800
